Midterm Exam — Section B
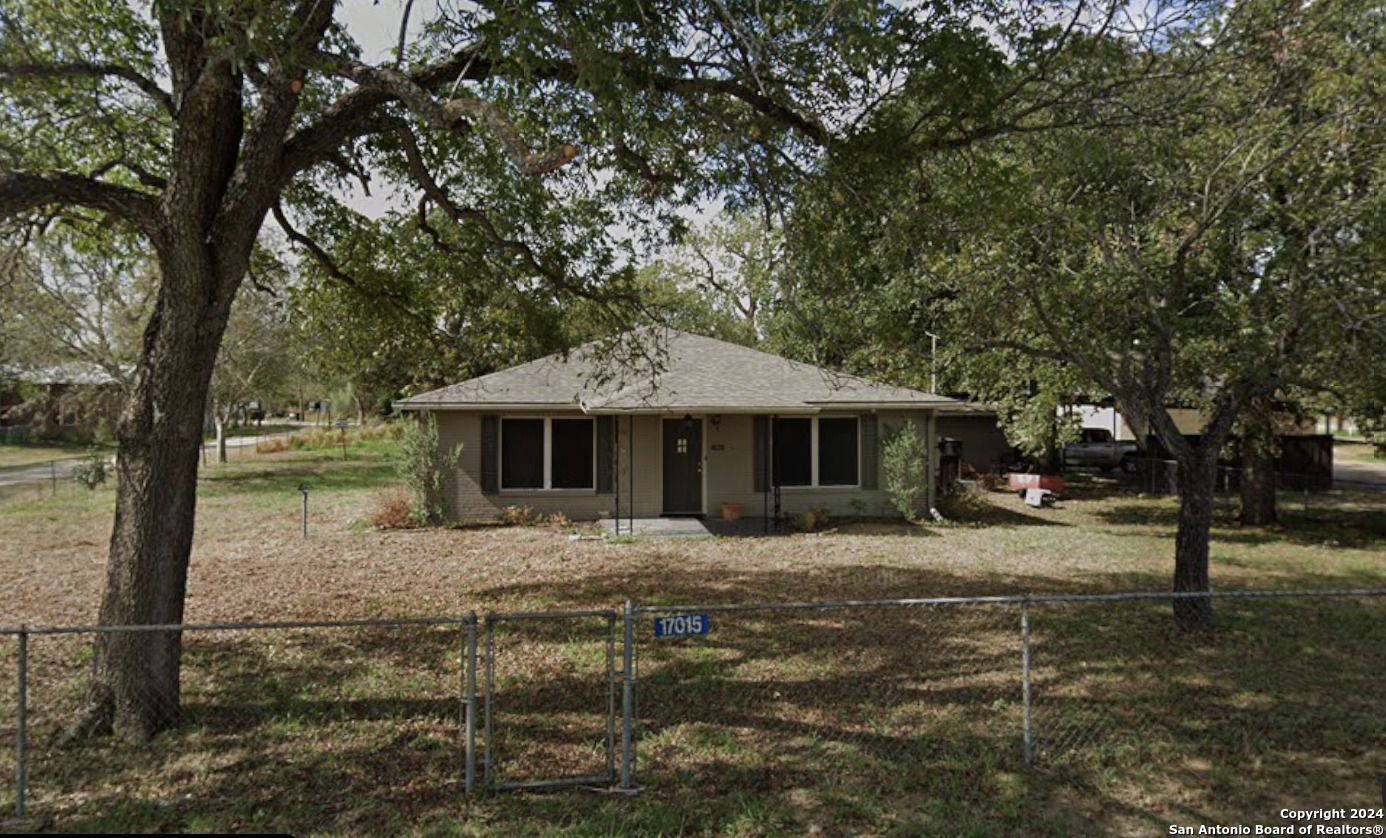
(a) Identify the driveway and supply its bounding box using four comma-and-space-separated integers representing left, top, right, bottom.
1333, 442, 1386, 490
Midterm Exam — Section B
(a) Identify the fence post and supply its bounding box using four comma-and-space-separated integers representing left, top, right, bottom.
620, 600, 636, 791
464, 614, 477, 794
483, 616, 495, 789
1021, 599, 1033, 770
15, 628, 28, 822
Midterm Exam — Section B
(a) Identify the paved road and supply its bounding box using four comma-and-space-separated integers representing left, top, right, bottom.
0, 432, 289, 489
1333, 450, 1386, 491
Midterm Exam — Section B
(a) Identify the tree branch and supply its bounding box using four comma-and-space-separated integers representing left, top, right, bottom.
313, 51, 577, 176
0, 61, 175, 117
0, 172, 161, 240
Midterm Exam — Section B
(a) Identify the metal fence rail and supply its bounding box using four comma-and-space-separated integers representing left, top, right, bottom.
5, 589, 1386, 828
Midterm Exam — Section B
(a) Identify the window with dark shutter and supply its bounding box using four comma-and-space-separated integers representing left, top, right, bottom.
860, 415, 878, 489
596, 416, 614, 493
753, 416, 768, 492
774, 417, 812, 486
551, 418, 594, 489
501, 419, 544, 489
818, 417, 859, 486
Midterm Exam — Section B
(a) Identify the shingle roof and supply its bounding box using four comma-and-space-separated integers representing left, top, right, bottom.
398, 330, 958, 413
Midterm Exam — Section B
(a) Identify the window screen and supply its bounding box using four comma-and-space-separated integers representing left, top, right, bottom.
818, 417, 859, 486
501, 419, 543, 489
550, 418, 594, 489
774, 418, 812, 486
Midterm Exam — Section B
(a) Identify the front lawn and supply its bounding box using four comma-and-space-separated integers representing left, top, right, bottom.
1, 443, 1382, 836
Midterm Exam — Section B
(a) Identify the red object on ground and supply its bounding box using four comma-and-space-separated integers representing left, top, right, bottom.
1007, 473, 1065, 494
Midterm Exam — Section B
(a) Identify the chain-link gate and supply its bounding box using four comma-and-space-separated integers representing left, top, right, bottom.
483, 610, 618, 790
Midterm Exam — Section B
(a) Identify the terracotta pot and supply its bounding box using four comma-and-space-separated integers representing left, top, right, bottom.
721, 502, 744, 522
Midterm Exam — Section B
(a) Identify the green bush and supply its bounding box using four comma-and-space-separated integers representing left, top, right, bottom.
72, 445, 109, 490
883, 420, 930, 521
395, 413, 462, 525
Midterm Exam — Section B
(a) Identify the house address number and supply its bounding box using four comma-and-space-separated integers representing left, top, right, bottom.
654, 614, 710, 638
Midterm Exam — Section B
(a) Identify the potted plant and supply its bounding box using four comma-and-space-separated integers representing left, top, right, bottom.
721, 502, 744, 522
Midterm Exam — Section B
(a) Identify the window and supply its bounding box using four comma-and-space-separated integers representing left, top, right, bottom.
772, 416, 858, 488
818, 417, 859, 486
500, 417, 594, 490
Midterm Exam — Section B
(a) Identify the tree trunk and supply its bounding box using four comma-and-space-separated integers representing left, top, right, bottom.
215, 414, 228, 464
1237, 398, 1279, 525
1238, 438, 1278, 525
354, 392, 367, 425
1173, 453, 1217, 633
77, 264, 234, 743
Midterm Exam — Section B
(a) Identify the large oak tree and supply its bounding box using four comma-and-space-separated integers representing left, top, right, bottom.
0, 0, 931, 740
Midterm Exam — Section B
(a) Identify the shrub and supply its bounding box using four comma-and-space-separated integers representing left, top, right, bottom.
883, 420, 930, 520
395, 413, 463, 525
498, 505, 545, 526
371, 488, 417, 530
256, 437, 291, 454
547, 511, 572, 528
71, 445, 109, 490
791, 504, 830, 532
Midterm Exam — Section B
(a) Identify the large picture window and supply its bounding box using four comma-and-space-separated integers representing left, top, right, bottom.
500, 417, 594, 490
772, 416, 859, 488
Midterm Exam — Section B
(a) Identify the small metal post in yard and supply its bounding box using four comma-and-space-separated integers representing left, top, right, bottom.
620, 600, 637, 791
1021, 599, 1033, 770
15, 629, 29, 822
464, 615, 477, 794
298, 483, 311, 537
50, 460, 56, 496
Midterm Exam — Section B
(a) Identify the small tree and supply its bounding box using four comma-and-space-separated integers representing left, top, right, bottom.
883, 421, 930, 521
395, 413, 463, 526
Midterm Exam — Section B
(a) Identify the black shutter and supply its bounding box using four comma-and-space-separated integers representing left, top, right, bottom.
860, 414, 878, 490
753, 415, 768, 492
481, 415, 498, 494
596, 415, 614, 493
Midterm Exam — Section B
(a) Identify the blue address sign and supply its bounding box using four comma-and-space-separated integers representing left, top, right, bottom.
654, 614, 711, 638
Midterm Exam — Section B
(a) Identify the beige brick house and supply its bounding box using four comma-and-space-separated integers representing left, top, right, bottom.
397, 330, 959, 524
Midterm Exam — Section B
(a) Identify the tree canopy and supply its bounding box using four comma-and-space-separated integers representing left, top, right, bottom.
776, 0, 1386, 627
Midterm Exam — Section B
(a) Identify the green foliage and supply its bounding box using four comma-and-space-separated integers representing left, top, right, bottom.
394, 414, 462, 526
71, 445, 108, 490
883, 421, 930, 521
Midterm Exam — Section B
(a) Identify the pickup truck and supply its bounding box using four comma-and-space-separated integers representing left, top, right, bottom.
1062, 428, 1142, 473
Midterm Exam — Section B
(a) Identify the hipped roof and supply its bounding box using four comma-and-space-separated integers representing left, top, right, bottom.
398, 330, 957, 415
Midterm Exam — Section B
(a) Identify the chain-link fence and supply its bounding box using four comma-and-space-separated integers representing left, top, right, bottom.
5, 591, 1385, 828
483, 610, 617, 790
3, 617, 478, 827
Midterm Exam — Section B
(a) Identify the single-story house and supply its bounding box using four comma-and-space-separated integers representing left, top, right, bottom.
397, 330, 962, 523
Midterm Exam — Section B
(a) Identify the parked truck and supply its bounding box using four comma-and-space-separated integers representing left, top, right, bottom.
1062, 428, 1142, 473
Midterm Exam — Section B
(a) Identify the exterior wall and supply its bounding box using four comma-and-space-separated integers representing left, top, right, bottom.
614, 415, 665, 519
435, 410, 621, 523
434, 408, 938, 523
937, 414, 1013, 473
706, 410, 935, 519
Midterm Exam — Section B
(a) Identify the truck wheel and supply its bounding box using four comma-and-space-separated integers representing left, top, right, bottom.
1120, 455, 1139, 474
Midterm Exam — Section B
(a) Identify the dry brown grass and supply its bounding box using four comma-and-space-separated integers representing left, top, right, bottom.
2, 445, 1384, 837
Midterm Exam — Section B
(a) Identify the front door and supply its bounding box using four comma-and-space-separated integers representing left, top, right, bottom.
662, 418, 703, 515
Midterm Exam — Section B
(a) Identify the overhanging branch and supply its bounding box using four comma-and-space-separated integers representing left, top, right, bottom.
0, 172, 161, 240
0, 61, 176, 117
314, 51, 577, 176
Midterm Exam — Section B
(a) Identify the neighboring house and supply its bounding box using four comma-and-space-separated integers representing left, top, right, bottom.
0, 362, 123, 437
397, 330, 961, 523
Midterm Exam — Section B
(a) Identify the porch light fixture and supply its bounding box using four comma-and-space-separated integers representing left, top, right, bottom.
683, 413, 694, 429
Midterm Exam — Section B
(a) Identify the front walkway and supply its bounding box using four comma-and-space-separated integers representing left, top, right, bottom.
599, 516, 779, 538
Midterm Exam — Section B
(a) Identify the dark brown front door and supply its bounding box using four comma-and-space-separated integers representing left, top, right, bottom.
662, 418, 702, 515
